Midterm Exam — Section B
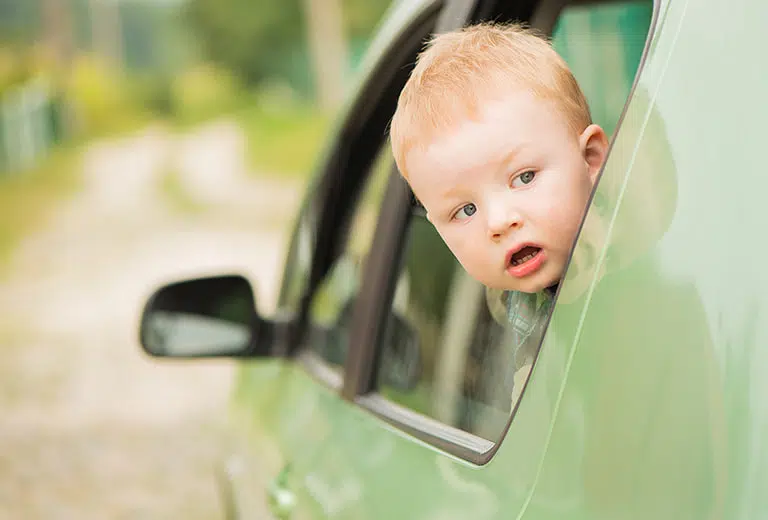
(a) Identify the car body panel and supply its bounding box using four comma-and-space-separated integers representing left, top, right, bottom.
531, 0, 767, 517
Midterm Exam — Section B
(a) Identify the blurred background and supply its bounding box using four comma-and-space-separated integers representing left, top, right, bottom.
0, 0, 392, 517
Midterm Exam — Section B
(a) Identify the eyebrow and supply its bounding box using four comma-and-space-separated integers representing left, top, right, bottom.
431, 142, 533, 210
497, 143, 530, 172
465, 142, 530, 186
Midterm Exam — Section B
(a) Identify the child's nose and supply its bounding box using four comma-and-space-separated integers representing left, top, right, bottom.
487, 206, 522, 240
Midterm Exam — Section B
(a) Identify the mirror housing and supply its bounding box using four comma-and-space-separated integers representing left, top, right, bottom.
139, 275, 274, 358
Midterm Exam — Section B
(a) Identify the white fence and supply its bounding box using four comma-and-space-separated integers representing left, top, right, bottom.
0, 80, 60, 173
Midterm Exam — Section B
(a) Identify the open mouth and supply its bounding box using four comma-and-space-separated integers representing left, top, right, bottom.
505, 245, 546, 279
509, 246, 541, 267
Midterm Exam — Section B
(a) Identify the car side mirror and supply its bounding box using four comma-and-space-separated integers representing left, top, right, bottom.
139, 274, 273, 358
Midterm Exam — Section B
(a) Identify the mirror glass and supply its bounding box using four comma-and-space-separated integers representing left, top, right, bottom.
140, 275, 258, 357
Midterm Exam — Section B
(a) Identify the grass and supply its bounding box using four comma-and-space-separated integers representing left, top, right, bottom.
0, 146, 81, 269
235, 101, 331, 180
158, 74, 333, 181
158, 167, 207, 216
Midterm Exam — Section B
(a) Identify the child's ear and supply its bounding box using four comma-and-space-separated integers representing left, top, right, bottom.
579, 124, 609, 185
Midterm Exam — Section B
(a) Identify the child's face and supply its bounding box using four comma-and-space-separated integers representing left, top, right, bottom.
404, 90, 608, 293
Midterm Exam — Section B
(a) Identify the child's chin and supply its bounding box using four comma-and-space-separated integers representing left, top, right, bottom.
514, 286, 546, 294
503, 273, 559, 293
498, 280, 548, 294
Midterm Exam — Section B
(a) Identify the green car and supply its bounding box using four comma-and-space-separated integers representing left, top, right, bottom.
138, 0, 758, 517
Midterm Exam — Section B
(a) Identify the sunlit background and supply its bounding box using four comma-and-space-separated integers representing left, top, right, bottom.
0, 0, 391, 517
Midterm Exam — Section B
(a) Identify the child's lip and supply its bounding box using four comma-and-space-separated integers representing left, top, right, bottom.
505, 243, 545, 278
505, 243, 541, 267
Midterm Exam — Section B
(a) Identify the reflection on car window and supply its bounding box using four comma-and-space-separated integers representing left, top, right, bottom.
375, 0, 653, 444
306, 144, 393, 371
278, 203, 316, 317
552, 0, 652, 136
378, 217, 516, 440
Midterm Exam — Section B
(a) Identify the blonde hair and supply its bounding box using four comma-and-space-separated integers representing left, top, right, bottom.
390, 22, 592, 177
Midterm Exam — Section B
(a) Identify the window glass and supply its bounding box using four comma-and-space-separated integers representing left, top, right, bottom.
277, 203, 316, 317
375, 0, 653, 443
552, 0, 653, 136
305, 145, 393, 370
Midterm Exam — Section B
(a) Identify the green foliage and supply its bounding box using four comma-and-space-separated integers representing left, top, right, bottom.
184, 0, 306, 86
183, 0, 392, 88
0, 48, 27, 96
342, 0, 393, 39
0, 0, 38, 46
169, 63, 245, 125
0, 44, 51, 98
120, 0, 195, 74
132, 74, 175, 118
0, 146, 80, 269
158, 167, 206, 216
65, 55, 151, 137
236, 87, 331, 178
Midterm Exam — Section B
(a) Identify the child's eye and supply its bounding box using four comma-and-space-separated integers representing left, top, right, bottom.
453, 203, 477, 221
511, 170, 536, 188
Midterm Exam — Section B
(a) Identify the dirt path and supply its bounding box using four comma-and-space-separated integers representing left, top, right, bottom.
0, 120, 302, 519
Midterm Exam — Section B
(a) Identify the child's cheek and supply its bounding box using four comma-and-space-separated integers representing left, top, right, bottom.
541, 199, 580, 239
441, 225, 486, 271
435, 226, 469, 259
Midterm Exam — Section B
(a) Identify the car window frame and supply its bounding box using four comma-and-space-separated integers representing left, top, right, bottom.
283, 0, 446, 388
342, 0, 661, 465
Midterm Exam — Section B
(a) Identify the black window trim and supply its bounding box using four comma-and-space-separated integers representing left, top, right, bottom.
344, 0, 661, 466
286, 0, 445, 387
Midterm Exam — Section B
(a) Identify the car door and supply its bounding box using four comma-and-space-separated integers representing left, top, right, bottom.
222, 1, 445, 518
224, 0, 664, 518
546, 0, 768, 517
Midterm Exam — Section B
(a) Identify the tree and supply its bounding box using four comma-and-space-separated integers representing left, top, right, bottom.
184, 0, 306, 86
184, 0, 392, 105
88, 0, 123, 69
43, 0, 75, 72
301, 0, 346, 110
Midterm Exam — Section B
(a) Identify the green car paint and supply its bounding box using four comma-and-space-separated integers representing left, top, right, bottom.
226, 0, 762, 517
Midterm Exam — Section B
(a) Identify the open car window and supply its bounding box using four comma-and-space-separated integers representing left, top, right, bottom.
291, 1, 442, 386
364, 0, 655, 461
303, 145, 393, 384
